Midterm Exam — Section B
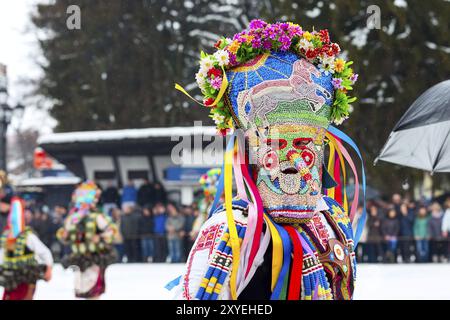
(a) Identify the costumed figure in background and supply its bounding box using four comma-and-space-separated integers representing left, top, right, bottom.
57, 181, 118, 299
191, 168, 222, 238
172, 20, 366, 300
0, 197, 53, 300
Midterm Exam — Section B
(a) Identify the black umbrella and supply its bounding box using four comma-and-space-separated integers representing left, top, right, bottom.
376, 80, 450, 173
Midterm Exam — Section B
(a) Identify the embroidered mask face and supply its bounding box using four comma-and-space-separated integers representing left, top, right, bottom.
72, 181, 101, 209
226, 52, 333, 223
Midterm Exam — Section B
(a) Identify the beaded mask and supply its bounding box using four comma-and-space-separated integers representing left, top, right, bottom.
72, 181, 100, 208
226, 51, 333, 223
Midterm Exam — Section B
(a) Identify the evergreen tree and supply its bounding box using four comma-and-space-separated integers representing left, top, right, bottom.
32, 0, 450, 195
32, 0, 264, 131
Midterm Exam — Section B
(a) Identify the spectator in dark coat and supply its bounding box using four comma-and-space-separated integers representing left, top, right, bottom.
101, 182, 120, 216
50, 205, 68, 261
152, 203, 168, 262
392, 193, 403, 217
120, 205, 142, 262
38, 212, 55, 248
139, 206, 154, 262
398, 202, 415, 263
29, 209, 42, 234
428, 202, 445, 262
152, 182, 167, 205
137, 179, 155, 208
381, 208, 400, 263
366, 204, 383, 263
0, 191, 12, 232
181, 205, 196, 261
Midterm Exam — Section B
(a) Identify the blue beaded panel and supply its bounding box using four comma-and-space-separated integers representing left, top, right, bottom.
226, 51, 333, 124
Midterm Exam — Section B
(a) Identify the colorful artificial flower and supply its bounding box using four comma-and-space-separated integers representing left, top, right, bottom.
203, 97, 215, 107
212, 112, 225, 125
200, 56, 214, 71
332, 78, 344, 90
177, 20, 359, 129
350, 73, 359, 84
210, 77, 222, 90
298, 38, 314, 51
249, 19, 268, 29
195, 73, 206, 90
318, 55, 335, 75
303, 31, 313, 41
213, 50, 230, 67
334, 58, 345, 73
227, 40, 240, 54
207, 67, 222, 78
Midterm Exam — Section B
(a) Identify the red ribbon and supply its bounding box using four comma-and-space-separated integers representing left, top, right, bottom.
333, 149, 343, 205
284, 225, 303, 300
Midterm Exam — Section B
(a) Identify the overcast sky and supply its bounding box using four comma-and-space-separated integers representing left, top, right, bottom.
0, 0, 55, 134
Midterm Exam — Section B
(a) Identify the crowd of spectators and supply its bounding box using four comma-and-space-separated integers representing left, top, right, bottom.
356, 194, 450, 263
2, 180, 449, 264
9, 180, 201, 264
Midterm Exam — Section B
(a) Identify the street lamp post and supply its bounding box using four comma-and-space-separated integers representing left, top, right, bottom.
0, 63, 25, 172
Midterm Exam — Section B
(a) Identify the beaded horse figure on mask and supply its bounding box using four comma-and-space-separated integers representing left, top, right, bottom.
174, 20, 366, 300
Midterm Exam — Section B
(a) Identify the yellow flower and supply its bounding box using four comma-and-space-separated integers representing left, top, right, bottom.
303, 31, 312, 41
227, 40, 240, 54
334, 58, 345, 73
242, 34, 254, 44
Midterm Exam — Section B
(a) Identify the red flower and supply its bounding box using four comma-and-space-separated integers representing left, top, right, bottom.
320, 44, 335, 57
318, 29, 330, 44
303, 173, 312, 181
305, 48, 318, 59
214, 39, 222, 49
331, 43, 341, 55
207, 67, 222, 78
204, 97, 215, 107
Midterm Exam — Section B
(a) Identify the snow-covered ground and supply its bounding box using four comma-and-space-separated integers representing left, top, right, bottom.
1, 263, 448, 300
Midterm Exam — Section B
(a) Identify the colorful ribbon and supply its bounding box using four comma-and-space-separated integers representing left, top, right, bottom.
269, 216, 292, 300
327, 126, 367, 247
175, 67, 229, 107
263, 214, 283, 291
284, 225, 303, 300
223, 134, 240, 300
327, 134, 349, 213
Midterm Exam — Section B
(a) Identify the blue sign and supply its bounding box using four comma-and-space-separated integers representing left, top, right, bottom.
164, 167, 213, 182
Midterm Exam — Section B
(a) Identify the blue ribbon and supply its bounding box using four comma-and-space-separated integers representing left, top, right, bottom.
208, 132, 236, 218
269, 216, 292, 300
164, 275, 181, 291
327, 125, 367, 248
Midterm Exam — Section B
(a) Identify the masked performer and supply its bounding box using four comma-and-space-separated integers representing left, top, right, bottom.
173, 20, 366, 300
0, 197, 53, 300
57, 181, 118, 299
191, 168, 222, 239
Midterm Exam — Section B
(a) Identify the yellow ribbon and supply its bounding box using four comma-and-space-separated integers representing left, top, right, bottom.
327, 139, 336, 199
174, 67, 229, 107
224, 140, 240, 300
326, 133, 349, 213
263, 214, 283, 291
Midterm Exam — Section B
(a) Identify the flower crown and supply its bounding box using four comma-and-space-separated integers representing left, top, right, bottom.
176, 19, 358, 134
